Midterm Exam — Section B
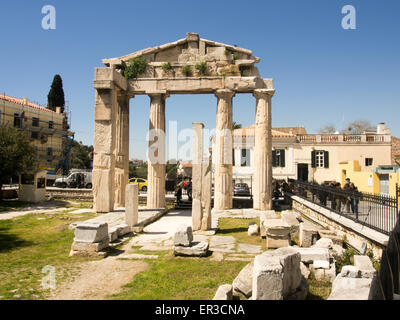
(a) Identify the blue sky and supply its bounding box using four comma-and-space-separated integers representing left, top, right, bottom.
0, 0, 399, 160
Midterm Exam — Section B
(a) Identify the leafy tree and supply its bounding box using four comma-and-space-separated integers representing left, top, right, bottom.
232, 121, 242, 130
166, 161, 177, 180
47, 74, 65, 113
319, 124, 336, 134
67, 140, 93, 170
0, 126, 37, 200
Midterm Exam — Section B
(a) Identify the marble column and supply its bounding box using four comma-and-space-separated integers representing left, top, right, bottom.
192, 122, 212, 231
214, 89, 235, 211
253, 89, 275, 210
114, 93, 130, 208
92, 88, 117, 213
147, 92, 168, 209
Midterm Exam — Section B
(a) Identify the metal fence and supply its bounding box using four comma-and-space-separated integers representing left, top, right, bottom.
291, 180, 399, 235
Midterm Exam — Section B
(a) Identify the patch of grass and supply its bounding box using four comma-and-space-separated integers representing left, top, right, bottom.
307, 276, 332, 300
217, 218, 265, 250
0, 211, 99, 300
111, 257, 247, 300
334, 247, 357, 273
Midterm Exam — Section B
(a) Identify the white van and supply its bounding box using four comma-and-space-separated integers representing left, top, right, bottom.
54, 172, 92, 189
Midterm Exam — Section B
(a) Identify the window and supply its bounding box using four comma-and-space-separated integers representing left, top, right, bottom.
311, 150, 329, 168
49, 121, 54, 129
14, 113, 22, 128
240, 149, 250, 167
272, 149, 285, 167
31, 131, 39, 140
32, 117, 39, 127
365, 158, 373, 166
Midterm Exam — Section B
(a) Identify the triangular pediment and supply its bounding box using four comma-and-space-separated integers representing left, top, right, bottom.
103, 33, 261, 78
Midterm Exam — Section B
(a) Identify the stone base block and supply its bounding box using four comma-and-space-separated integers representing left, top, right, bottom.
70, 238, 110, 257
74, 222, 109, 243
266, 235, 290, 249
232, 262, 254, 298
173, 241, 209, 257
174, 225, 194, 247
299, 223, 319, 247
260, 210, 280, 237
293, 247, 330, 264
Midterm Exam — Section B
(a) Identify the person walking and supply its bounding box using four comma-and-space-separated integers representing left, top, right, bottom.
344, 178, 351, 212
334, 182, 343, 213
329, 180, 337, 210
175, 181, 184, 205
187, 178, 192, 201
349, 182, 360, 219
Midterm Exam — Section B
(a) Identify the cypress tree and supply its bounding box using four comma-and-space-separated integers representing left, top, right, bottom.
47, 74, 65, 112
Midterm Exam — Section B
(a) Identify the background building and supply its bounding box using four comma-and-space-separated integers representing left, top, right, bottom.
0, 94, 72, 181
212, 123, 393, 189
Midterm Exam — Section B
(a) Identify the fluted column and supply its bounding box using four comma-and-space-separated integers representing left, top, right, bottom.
114, 93, 130, 208
214, 89, 235, 211
253, 89, 275, 210
147, 92, 168, 209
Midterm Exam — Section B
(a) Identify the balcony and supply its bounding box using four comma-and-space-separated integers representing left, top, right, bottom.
297, 134, 391, 144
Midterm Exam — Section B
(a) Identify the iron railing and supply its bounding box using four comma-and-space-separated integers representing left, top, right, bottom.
291, 180, 399, 235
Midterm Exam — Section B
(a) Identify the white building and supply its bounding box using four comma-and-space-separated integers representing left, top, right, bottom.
212, 124, 392, 188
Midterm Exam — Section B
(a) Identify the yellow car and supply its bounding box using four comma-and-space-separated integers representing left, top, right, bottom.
129, 178, 148, 191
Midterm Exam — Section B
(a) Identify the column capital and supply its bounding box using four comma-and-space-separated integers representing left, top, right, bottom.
215, 89, 236, 100
253, 89, 276, 99
147, 90, 170, 99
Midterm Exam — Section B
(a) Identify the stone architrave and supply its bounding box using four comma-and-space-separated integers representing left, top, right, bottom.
125, 183, 139, 228
114, 93, 130, 208
214, 89, 235, 211
147, 92, 168, 209
192, 122, 212, 231
253, 89, 274, 211
92, 88, 117, 213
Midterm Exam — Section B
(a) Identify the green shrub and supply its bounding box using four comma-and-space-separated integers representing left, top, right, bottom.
195, 61, 207, 75
233, 53, 240, 60
161, 62, 172, 72
181, 65, 192, 77
334, 247, 356, 273
124, 56, 148, 79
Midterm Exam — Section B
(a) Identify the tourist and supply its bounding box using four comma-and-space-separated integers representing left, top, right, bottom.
349, 182, 360, 217
329, 180, 337, 210
344, 178, 351, 212
175, 181, 184, 205
187, 178, 192, 201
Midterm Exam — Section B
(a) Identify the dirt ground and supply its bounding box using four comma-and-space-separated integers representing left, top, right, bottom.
48, 257, 149, 300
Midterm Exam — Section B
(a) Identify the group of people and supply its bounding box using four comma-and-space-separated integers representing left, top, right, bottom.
174, 177, 192, 205
74, 173, 86, 189
318, 178, 360, 215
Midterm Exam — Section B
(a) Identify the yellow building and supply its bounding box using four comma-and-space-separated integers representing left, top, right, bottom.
0, 94, 71, 176
339, 160, 399, 197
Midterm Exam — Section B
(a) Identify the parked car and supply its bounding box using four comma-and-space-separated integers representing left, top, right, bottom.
233, 183, 251, 196
129, 178, 148, 191
54, 172, 92, 189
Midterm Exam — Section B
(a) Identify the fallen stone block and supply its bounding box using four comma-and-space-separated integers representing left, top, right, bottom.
74, 222, 109, 243
318, 230, 344, 246
281, 211, 300, 237
299, 223, 319, 247
259, 210, 280, 237
252, 254, 284, 300
264, 219, 291, 249
248, 223, 259, 236
174, 225, 193, 247
293, 247, 330, 264
69, 237, 110, 257
354, 255, 374, 271
232, 262, 254, 298
314, 238, 333, 249
253, 247, 302, 300
313, 260, 330, 269
173, 241, 209, 257
328, 276, 373, 300
213, 284, 233, 300
340, 265, 361, 278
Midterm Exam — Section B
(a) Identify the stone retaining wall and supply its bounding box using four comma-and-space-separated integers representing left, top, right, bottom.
291, 195, 388, 259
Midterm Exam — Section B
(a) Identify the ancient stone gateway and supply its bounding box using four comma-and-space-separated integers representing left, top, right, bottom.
92, 33, 275, 213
